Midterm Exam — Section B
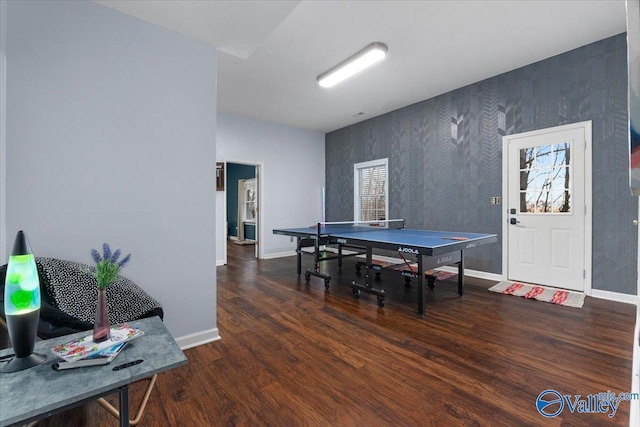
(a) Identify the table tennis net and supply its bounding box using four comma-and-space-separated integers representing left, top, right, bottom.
317, 219, 405, 233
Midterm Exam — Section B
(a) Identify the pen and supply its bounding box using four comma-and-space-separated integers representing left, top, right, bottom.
112, 359, 143, 371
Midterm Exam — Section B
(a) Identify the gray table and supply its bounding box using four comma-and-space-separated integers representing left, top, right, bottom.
0, 316, 187, 427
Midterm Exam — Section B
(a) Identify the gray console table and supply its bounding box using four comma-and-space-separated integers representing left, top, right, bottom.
0, 316, 187, 427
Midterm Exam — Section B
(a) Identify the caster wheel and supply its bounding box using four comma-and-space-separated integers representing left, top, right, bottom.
377, 297, 385, 308
304, 273, 310, 283
428, 281, 435, 290
324, 281, 330, 290
352, 289, 360, 299
404, 277, 411, 287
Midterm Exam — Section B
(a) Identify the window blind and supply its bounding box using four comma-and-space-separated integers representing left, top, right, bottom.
355, 163, 387, 221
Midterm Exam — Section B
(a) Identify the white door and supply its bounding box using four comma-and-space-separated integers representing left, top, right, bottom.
504, 122, 590, 292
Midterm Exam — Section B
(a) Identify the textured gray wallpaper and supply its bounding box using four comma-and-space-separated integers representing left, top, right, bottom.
326, 34, 637, 295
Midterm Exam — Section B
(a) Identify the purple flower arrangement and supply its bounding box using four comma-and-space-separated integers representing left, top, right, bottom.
90, 243, 131, 289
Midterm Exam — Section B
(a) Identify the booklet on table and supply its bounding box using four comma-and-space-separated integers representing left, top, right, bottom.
51, 324, 144, 363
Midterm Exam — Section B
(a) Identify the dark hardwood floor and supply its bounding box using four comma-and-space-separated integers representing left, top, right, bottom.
9, 242, 637, 426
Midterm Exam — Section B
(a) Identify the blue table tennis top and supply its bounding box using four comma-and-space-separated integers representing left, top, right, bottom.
273, 226, 497, 256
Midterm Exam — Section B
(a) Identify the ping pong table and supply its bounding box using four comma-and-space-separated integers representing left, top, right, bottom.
273, 220, 497, 316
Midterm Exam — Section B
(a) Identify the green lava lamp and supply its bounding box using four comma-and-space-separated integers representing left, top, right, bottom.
1, 231, 46, 373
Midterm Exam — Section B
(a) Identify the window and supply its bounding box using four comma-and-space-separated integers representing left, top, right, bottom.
354, 158, 388, 221
519, 143, 571, 213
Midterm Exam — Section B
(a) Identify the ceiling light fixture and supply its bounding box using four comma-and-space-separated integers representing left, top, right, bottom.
317, 42, 388, 88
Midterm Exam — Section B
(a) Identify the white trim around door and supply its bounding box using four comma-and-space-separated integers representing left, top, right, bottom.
501, 121, 592, 295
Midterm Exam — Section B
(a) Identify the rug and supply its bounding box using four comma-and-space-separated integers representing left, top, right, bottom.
233, 240, 255, 246
431, 271, 457, 281
393, 266, 457, 281
488, 281, 585, 308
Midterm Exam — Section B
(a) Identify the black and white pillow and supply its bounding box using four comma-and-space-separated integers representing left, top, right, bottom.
36, 257, 163, 324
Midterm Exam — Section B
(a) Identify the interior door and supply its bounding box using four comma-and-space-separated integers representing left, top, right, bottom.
506, 124, 587, 291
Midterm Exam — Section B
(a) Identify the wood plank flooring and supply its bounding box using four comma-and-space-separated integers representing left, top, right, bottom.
10, 242, 637, 426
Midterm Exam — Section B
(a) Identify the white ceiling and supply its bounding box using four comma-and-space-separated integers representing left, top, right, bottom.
96, 0, 628, 133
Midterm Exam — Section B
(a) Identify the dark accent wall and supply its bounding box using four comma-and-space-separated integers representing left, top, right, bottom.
326, 34, 637, 294
226, 163, 256, 239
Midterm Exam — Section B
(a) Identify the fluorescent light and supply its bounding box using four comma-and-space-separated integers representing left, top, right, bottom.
317, 42, 388, 88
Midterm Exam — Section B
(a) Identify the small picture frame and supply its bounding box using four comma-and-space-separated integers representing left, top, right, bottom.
216, 162, 225, 191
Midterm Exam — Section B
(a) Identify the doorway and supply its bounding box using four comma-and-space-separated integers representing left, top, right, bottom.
502, 121, 592, 293
225, 161, 261, 263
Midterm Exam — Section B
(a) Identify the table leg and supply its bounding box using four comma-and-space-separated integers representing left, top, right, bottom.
296, 238, 302, 275
119, 385, 130, 427
314, 237, 320, 273
365, 248, 372, 287
418, 255, 424, 317
458, 250, 464, 296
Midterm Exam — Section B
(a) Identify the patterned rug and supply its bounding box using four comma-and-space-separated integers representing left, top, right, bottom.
384, 264, 457, 281
387, 263, 457, 280
488, 281, 585, 308
356, 255, 457, 281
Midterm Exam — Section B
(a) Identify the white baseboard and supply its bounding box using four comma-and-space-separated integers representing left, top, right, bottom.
436, 265, 502, 283
262, 251, 296, 260
175, 327, 221, 350
590, 289, 640, 306
261, 251, 502, 283
216, 259, 225, 266
260, 252, 639, 304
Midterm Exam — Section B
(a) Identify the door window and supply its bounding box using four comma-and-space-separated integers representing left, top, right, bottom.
518, 143, 571, 213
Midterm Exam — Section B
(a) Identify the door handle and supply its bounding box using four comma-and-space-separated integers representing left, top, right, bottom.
509, 218, 520, 225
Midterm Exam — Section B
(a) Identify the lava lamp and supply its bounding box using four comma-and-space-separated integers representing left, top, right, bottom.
1, 231, 46, 373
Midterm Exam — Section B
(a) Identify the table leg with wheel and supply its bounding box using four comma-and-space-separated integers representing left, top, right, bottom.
303, 233, 331, 287
351, 247, 386, 307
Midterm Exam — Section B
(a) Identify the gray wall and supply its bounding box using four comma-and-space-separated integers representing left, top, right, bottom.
4, 1, 218, 337
326, 34, 637, 295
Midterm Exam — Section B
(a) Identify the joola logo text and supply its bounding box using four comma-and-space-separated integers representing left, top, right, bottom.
398, 247, 418, 254
337, 238, 347, 244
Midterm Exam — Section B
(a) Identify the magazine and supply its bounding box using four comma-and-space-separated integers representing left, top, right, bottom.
51, 324, 144, 363
52, 341, 127, 370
